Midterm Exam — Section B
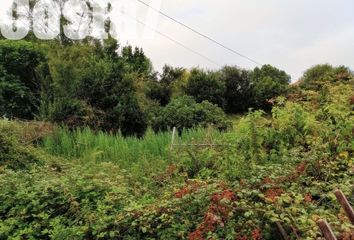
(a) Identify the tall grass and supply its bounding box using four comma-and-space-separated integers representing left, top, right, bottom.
41, 127, 223, 176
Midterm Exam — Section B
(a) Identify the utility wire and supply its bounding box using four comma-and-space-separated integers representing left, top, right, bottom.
19, 2, 222, 67
131, 15, 222, 67
136, 0, 263, 66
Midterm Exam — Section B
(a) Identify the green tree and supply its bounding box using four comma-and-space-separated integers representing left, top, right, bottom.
121, 46, 153, 76
45, 39, 147, 136
251, 64, 290, 110
146, 65, 185, 106
0, 40, 47, 119
220, 66, 252, 113
160, 65, 185, 85
184, 69, 226, 109
299, 64, 353, 90
152, 96, 230, 133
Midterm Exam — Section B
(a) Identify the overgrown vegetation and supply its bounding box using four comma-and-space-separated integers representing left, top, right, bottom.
0, 22, 353, 238
0, 72, 353, 239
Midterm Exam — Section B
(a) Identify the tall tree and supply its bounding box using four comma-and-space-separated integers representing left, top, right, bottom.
184, 69, 226, 109
299, 64, 353, 90
251, 64, 290, 110
0, 40, 47, 119
220, 66, 252, 113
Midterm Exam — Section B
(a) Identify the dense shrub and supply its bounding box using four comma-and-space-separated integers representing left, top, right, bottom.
0, 68, 32, 118
151, 96, 230, 133
44, 40, 148, 137
146, 81, 172, 106
251, 64, 290, 110
0, 130, 42, 170
298, 64, 353, 90
0, 40, 48, 119
0, 162, 139, 239
220, 66, 252, 113
184, 69, 226, 109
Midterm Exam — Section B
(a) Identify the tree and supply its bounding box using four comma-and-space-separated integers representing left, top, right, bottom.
151, 96, 230, 133
299, 64, 353, 90
0, 68, 31, 118
146, 81, 172, 106
220, 66, 252, 113
184, 69, 226, 109
146, 65, 185, 106
160, 65, 185, 85
121, 46, 153, 76
45, 39, 147, 136
251, 64, 290, 110
0, 40, 47, 119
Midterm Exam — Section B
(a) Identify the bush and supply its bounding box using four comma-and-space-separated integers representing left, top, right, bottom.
47, 98, 95, 129
251, 64, 290, 110
299, 64, 353, 90
0, 130, 42, 170
0, 68, 33, 118
184, 69, 226, 109
146, 81, 172, 106
0, 40, 47, 119
106, 94, 147, 137
44, 41, 148, 137
0, 162, 138, 239
220, 66, 252, 113
151, 96, 230, 133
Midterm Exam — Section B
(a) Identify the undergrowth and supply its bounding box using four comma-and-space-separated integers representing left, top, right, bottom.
0, 82, 353, 239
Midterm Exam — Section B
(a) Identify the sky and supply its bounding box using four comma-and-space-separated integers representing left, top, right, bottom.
1, 0, 353, 81
128, 0, 354, 81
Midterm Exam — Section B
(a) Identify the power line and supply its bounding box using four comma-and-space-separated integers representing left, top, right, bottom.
136, 0, 263, 66
129, 15, 221, 67
19, 3, 222, 67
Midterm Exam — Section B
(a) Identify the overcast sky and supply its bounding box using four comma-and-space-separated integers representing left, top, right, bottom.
128, 0, 354, 81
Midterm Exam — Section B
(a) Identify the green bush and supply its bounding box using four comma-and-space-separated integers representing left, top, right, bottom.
184, 69, 226, 109
151, 96, 231, 133
220, 66, 252, 113
44, 41, 148, 137
298, 64, 353, 90
0, 68, 33, 118
251, 64, 290, 110
47, 98, 95, 129
0, 40, 48, 119
0, 130, 42, 170
0, 162, 139, 239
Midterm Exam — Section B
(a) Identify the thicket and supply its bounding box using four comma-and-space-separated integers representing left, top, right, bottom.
0, 75, 353, 239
